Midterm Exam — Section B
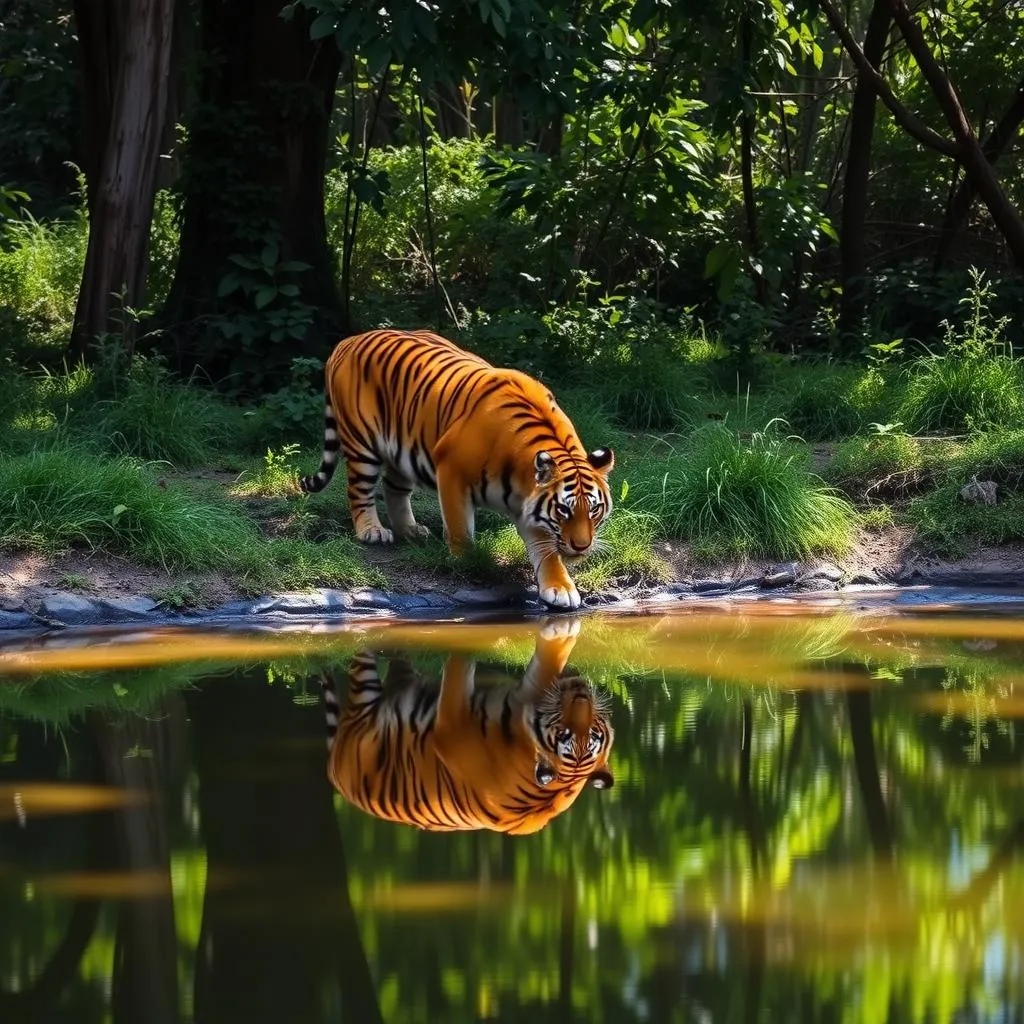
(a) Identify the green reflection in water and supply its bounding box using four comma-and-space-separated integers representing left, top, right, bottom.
1, 605, 1024, 1022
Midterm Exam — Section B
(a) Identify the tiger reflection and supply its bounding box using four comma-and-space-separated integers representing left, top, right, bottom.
320, 619, 614, 835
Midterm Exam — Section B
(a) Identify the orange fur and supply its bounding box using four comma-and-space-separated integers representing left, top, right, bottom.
319, 620, 615, 835
299, 329, 615, 609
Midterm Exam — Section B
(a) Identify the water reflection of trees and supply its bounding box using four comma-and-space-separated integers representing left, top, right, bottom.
0, 618, 1024, 1022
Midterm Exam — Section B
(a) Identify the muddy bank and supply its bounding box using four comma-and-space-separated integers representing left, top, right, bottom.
3, 525, 1024, 633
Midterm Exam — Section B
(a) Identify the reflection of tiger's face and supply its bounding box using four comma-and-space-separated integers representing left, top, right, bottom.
533, 676, 614, 790
319, 621, 615, 835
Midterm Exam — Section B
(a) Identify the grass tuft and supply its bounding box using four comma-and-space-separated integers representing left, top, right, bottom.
627, 422, 857, 558
0, 447, 256, 570
827, 431, 924, 489
896, 270, 1024, 434
86, 357, 236, 467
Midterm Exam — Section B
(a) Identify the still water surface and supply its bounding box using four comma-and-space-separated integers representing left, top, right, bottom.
2, 596, 1024, 1023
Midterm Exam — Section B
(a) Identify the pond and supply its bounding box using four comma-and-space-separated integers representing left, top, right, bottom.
2, 593, 1024, 1023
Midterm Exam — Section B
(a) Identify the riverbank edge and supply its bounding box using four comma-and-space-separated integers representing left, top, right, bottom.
3, 551, 1023, 635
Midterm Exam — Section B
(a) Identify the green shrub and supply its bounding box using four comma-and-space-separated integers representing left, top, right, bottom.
327, 138, 538, 305
627, 422, 857, 558
897, 270, 1024, 433
0, 211, 87, 350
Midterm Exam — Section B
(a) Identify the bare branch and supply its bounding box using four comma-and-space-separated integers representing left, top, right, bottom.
815, 0, 959, 157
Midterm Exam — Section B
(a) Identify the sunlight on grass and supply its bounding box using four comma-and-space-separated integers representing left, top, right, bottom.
626, 422, 857, 558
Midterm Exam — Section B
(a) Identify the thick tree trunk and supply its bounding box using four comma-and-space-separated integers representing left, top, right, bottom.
934, 75, 1024, 270
493, 93, 524, 147
837, 1, 892, 348
188, 670, 383, 1024
159, 0, 343, 386
70, 0, 176, 362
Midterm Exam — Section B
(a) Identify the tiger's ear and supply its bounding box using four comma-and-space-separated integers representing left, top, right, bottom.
534, 757, 556, 787
588, 448, 614, 473
589, 768, 614, 790
534, 451, 556, 485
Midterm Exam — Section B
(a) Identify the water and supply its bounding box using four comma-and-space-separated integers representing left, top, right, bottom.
2, 594, 1024, 1023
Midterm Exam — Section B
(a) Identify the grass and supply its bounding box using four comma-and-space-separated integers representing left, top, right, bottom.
0, 447, 255, 569
906, 431, 1024, 553
896, 270, 1024, 434
625, 423, 858, 559
826, 432, 925, 500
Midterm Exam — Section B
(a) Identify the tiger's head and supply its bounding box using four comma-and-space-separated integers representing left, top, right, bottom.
531, 675, 615, 791
528, 448, 615, 560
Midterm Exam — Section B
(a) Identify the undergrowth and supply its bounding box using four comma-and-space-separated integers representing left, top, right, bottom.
626, 422, 857, 558
897, 270, 1023, 434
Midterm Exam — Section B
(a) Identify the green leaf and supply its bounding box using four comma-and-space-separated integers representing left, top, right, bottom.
216, 273, 241, 298
112, 504, 128, 519
703, 240, 735, 280
619, 480, 629, 502
309, 12, 337, 40
278, 260, 312, 273
261, 239, 279, 268
812, 41, 824, 70
278, 283, 300, 297
820, 220, 839, 242
228, 254, 259, 270
254, 286, 277, 310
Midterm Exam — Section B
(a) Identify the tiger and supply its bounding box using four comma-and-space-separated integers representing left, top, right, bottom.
299, 329, 615, 610
319, 619, 615, 835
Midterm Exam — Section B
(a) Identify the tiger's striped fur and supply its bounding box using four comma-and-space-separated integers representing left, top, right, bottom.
299, 329, 615, 609
319, 620, 614, 835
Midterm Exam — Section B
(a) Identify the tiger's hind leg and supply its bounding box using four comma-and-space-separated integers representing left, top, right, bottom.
383, 471, 431, 541
346, 455, 393, 544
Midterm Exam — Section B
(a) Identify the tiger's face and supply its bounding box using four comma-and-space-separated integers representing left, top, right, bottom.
532, 676, 615, 790
529, 448, 615, 559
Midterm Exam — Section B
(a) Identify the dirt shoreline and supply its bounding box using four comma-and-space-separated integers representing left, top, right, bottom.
3, 524, 1024, 632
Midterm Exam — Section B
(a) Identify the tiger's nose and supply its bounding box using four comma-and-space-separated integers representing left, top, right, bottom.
570, 539, 589, 552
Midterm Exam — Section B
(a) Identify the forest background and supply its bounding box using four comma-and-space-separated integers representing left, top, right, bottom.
2, 0, 1024, 604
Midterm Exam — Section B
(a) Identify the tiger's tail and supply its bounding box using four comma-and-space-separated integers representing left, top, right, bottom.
299, 397, 341, 493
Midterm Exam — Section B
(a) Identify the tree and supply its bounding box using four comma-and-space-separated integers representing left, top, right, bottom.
158, 0, 343, 387
818, 0, 1024, 272
837, 0, 892, 347
69, 0, 177, 362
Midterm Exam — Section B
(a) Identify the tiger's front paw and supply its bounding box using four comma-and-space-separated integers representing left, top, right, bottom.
540, 617, 582, 640
356, 525, 395, 545
539, 582, 581, 611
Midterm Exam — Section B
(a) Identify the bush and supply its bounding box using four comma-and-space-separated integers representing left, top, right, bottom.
0, 210, 87, 351
906, 431, 1024, 552
897, 270, 1024, 434
627, 422, 857, 558
327, 138, 538, 306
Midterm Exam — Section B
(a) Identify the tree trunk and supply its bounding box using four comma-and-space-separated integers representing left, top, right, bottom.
739, 9, 768, 331
188, 670, 384, 1024
882, 0, 1024, 270
69, 0, 176, 362
837, 1, 892, 348
846, 689, 894, 858
493, 93, 524, 147
158, 0, 343, 387
934, 75, 1024, 270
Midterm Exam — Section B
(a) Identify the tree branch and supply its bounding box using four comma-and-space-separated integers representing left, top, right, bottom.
815, 0, 959, 157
